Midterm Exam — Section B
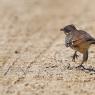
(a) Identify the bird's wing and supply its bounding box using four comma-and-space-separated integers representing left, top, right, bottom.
78, 30, 95, 41
71, 30, 95, 46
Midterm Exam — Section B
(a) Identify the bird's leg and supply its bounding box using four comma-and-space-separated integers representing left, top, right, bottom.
72, 51, 79, 62
76, 50, 88, 69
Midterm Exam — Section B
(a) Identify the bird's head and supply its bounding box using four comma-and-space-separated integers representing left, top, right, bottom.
60, 24, 77, 35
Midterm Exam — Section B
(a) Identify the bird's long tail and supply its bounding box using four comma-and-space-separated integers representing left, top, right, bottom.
87, 38, 95, 44
91, 41, 95, 44
92, 38, 95, 44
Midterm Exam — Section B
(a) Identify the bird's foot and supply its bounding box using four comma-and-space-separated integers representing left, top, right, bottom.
72, 54, 79, 62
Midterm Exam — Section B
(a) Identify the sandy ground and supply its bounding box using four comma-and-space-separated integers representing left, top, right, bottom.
1, 0, 95, 95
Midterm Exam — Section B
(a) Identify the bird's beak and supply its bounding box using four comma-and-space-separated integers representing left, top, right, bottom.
60, 28, 64, 31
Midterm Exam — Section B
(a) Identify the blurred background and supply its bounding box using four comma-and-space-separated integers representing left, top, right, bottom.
0, 0, 95, 95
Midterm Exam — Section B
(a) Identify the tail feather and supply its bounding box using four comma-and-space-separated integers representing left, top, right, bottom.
86, 38, 95, 44
91, 41, 95, 44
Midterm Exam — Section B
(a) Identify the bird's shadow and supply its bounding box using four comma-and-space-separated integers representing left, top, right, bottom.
76, 65, 95, 74
67, 64, 95, 74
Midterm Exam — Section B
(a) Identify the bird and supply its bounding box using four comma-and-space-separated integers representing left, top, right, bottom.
60, 24, 95, 68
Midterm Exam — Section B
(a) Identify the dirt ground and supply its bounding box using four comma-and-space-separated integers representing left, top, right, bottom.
1, 0, 95, 95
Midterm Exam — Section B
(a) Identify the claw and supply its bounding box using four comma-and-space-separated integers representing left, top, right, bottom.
72, 53, 79, 62
72, 58, 75, 62
75, 54, 79, 59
